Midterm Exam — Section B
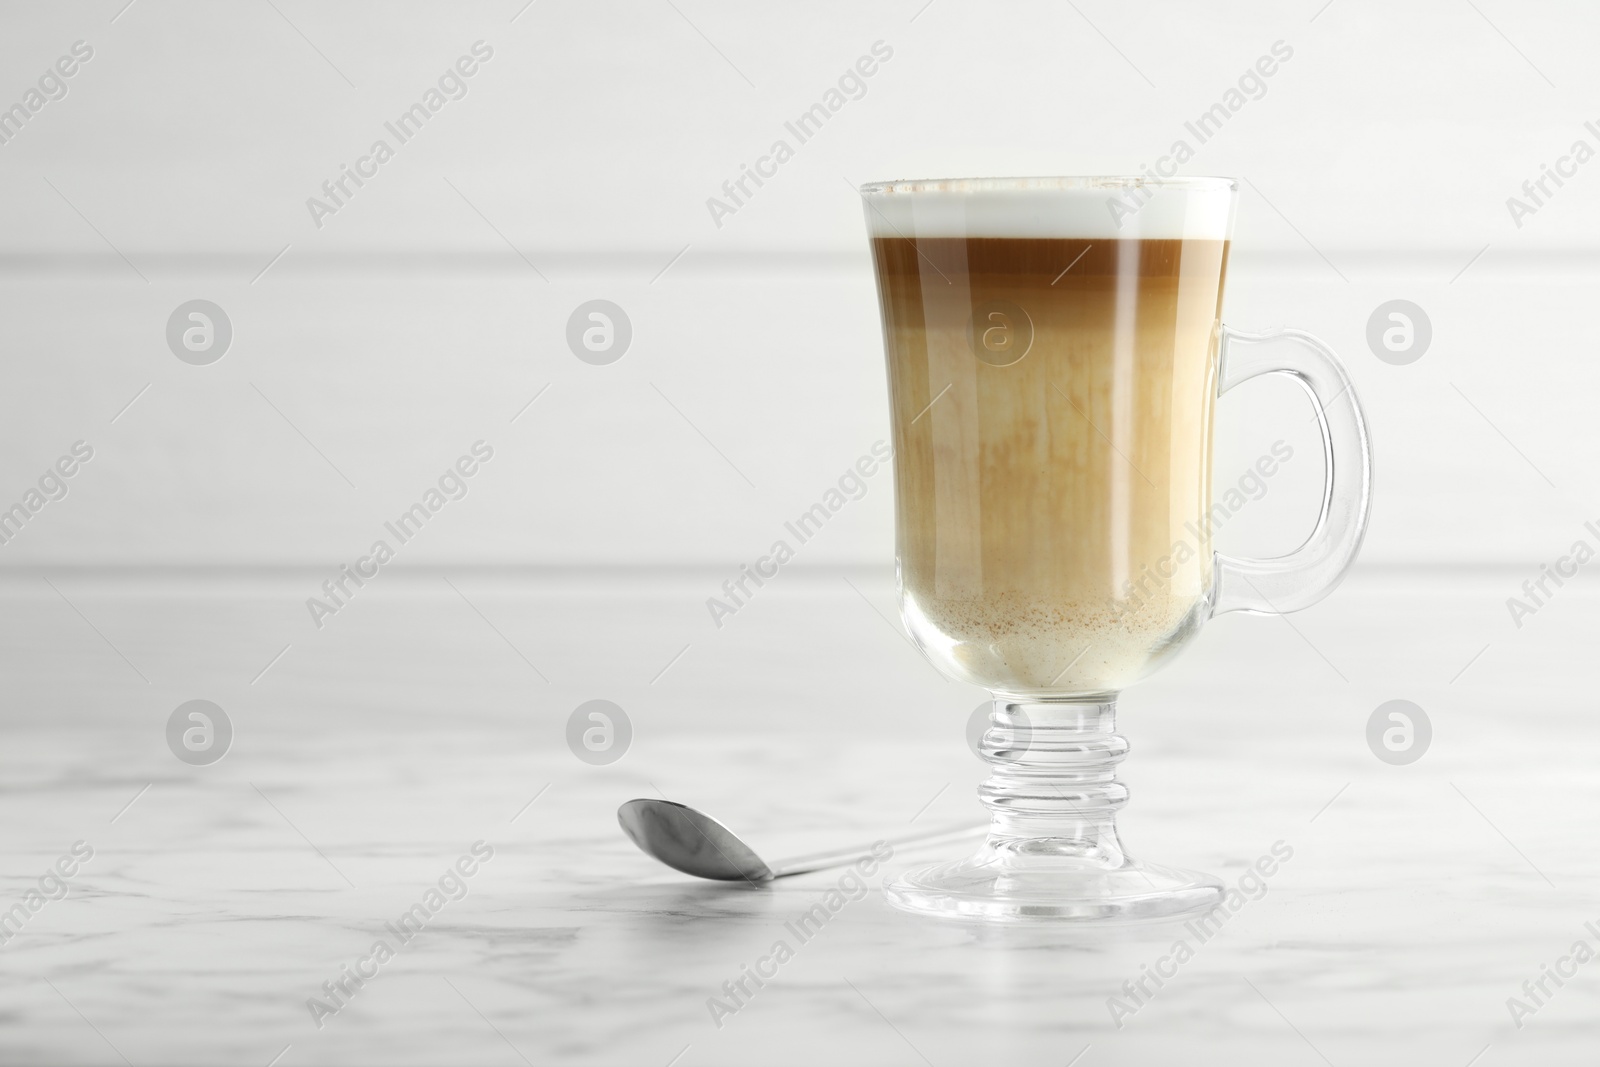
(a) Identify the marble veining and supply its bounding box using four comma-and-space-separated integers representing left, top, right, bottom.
0, 572, 1594, 1065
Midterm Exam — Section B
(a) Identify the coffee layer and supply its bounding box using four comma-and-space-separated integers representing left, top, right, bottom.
874, 236, 1228, 693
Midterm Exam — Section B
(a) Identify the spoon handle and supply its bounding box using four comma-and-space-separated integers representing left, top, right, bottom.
767, 822, 987, 879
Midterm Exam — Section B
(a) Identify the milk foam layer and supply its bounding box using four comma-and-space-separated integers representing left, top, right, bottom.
859, 176, 1236, 241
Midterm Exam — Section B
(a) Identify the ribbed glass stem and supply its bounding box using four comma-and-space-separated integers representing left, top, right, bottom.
977, 695, 1130, 865
887, 691, 1221, 921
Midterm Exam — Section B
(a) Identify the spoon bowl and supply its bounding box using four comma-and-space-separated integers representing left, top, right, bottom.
618, 799, 775, 882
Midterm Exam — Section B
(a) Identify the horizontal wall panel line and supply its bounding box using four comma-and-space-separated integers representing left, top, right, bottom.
4, 248, 1600, 280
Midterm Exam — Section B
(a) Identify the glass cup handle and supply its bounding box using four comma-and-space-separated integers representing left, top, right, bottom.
1211, 325, 1374, 616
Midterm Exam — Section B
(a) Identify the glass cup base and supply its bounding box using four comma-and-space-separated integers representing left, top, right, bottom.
885, 844, 1223, 924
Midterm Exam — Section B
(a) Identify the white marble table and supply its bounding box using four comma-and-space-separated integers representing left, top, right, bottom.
0, 566, 1593, 1065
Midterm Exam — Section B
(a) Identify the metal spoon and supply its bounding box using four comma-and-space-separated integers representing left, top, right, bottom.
617, 798, 985, 883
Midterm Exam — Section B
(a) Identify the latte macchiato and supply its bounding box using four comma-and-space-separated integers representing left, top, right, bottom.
867, 180, 1232, 692
864, 176, 1374, 924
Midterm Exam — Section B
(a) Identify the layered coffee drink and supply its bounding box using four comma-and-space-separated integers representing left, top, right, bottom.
863, 177, 1373, 923
867, 179, 1232, 693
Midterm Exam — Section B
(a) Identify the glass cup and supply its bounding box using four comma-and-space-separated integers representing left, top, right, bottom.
860, 176, 1372, 922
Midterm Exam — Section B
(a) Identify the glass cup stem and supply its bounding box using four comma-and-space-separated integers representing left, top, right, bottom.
885, 694, 1223, 922
980, 696, 1130, 865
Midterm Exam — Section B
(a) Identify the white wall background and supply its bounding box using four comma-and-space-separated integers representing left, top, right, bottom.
0, 0, 1595, 569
